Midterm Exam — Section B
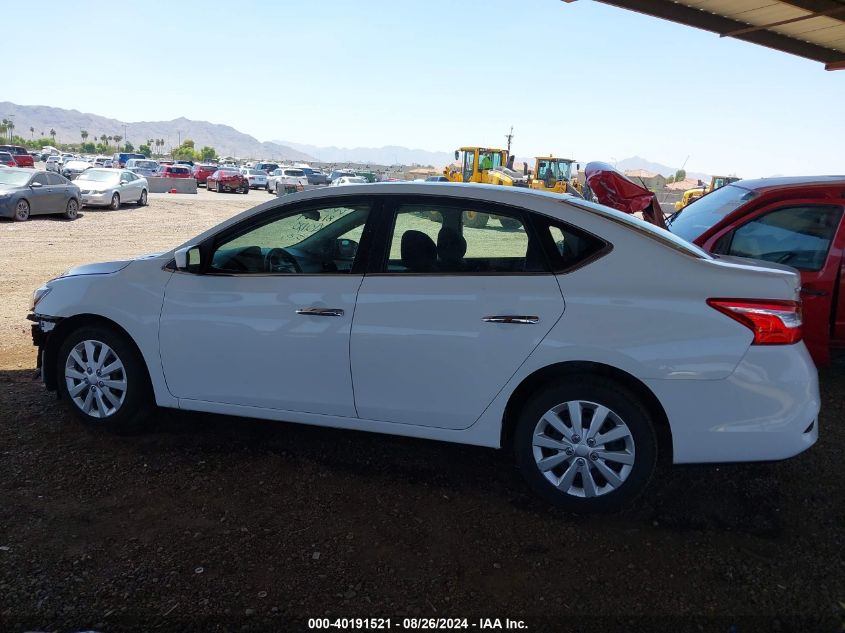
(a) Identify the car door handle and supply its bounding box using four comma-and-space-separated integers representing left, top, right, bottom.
296, 307, 345, 317
482, 315, 540, 324
800, 287, 829, 297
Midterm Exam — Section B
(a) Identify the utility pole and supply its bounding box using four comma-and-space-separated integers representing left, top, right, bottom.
505, 126, 514, 155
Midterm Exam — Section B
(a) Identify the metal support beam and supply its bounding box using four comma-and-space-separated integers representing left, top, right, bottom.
720, 6, 845, 38
591, 0, 845, 68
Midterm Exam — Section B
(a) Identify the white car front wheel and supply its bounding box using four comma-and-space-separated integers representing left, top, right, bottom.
57, 325, 153, 431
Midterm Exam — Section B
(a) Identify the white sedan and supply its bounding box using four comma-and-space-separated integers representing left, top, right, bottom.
27, 183, 819, 512
240, 168, 268, 189
267, 167, 308, 193
330, 176, 368, 186
75, 168, 148, 209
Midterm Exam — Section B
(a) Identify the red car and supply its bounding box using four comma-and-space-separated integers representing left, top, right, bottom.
0, 145, 34, 168
192, 164, 218, 185
158, 165, 192, 179
587, 164, 845, 366
0, 152, 16, 167
207, 168, 249, 194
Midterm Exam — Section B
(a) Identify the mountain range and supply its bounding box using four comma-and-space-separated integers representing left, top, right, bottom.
2, 103, 708, 177
0, 102, 315, 161
615, 156, 709, 181
274, 141, 455, 167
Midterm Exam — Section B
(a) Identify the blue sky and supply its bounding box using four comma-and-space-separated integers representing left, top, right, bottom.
5, 0, 844, 176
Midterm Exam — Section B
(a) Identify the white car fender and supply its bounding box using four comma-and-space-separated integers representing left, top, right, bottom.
33, 257, 178, 408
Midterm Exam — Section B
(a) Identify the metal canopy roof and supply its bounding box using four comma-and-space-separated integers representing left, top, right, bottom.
580, 0, 845, 70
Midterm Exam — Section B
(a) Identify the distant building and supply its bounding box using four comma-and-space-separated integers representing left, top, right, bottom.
623, 169, 666, 190
665, 178, 703, 191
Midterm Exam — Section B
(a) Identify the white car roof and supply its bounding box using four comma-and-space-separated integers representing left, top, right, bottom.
173, 181, 706, 262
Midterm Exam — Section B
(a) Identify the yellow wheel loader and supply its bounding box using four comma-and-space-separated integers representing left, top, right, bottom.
442, 147, 529, 228
528, 156, 582, 196
674, 175, 740, 211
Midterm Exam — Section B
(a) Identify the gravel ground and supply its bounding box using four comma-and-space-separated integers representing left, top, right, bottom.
0, 187, 843, 632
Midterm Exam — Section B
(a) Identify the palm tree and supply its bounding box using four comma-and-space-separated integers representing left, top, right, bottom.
81, 129, 89, 145
49, 128, 57, 144
0, 120, 8, 142
113, 134, 123, 150
30, 126, 35, 140
99, 134, 107, 147
107, 136, 113, 149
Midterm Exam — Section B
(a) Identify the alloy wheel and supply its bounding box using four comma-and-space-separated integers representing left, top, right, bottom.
15, 200, 30, 221
531, 400, 635, 498
64, 339, 127, 419
65, 198, 79, 219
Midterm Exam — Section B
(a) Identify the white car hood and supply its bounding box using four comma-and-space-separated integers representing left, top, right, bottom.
60, 252, 164, 278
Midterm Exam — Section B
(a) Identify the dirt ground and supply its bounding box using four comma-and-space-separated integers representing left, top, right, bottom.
0, 187, 843, 632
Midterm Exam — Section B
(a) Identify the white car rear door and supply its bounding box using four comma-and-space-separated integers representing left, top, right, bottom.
350, 198, 565, 430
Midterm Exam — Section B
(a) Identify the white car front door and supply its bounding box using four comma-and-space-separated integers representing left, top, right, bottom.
350, 199, 566, 430
159, 198, 373, 416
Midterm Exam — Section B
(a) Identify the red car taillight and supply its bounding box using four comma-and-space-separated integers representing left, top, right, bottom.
707, 299, 802, 345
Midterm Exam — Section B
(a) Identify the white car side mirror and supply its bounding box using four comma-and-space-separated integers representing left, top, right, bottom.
174, 246, 196, 270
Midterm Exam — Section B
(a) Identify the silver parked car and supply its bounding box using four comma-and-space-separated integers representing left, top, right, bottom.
75, 169, 149, 209
0, 168, 81, 221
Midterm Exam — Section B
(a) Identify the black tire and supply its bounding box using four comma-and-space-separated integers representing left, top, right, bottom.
137, 189, 148, 206
500, 217, 521, 231
513, 378, 657, 513
109, 193, 120, 210
462, 210, 488, 229
56, 325, 154, 433
242, 184, 249, 194
14, 199, 30, 221
64, 198, 79, 220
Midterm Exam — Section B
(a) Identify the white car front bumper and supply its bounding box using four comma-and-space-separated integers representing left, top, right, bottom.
79, 190, 113, 206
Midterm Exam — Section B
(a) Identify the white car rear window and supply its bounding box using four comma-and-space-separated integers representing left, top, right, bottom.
568, 198, 712, 259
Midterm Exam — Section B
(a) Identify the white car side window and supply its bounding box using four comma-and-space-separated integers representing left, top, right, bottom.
209, 204, 371, 275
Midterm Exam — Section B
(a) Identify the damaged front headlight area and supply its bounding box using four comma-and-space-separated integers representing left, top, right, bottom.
30, 286, 52, 311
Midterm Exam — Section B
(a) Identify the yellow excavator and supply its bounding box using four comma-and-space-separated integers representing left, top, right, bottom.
528, 156, 582, 195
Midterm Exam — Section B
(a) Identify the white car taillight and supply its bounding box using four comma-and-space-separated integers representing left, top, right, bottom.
707, 299, 802, 345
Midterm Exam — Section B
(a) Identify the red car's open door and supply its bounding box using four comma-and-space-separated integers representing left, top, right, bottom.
585, 162, 667, 229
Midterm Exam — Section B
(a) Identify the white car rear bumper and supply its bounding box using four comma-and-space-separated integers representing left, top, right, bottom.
645, 343, 820, 464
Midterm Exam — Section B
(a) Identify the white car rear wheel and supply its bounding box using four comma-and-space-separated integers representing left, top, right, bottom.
514, 378, 657, 512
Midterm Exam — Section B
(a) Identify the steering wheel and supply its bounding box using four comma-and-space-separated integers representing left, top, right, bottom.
264, 248, 302, 273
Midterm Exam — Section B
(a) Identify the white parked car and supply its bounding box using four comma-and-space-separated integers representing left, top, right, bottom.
125, 159, 160, 178
45, 155, 63, 172
27, 183, 819, 512
61, 159, 92, 180
75, 168, 148, 209
330, 176, 368, 187
240, 168, 268, 189
267, 167, 308, 193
